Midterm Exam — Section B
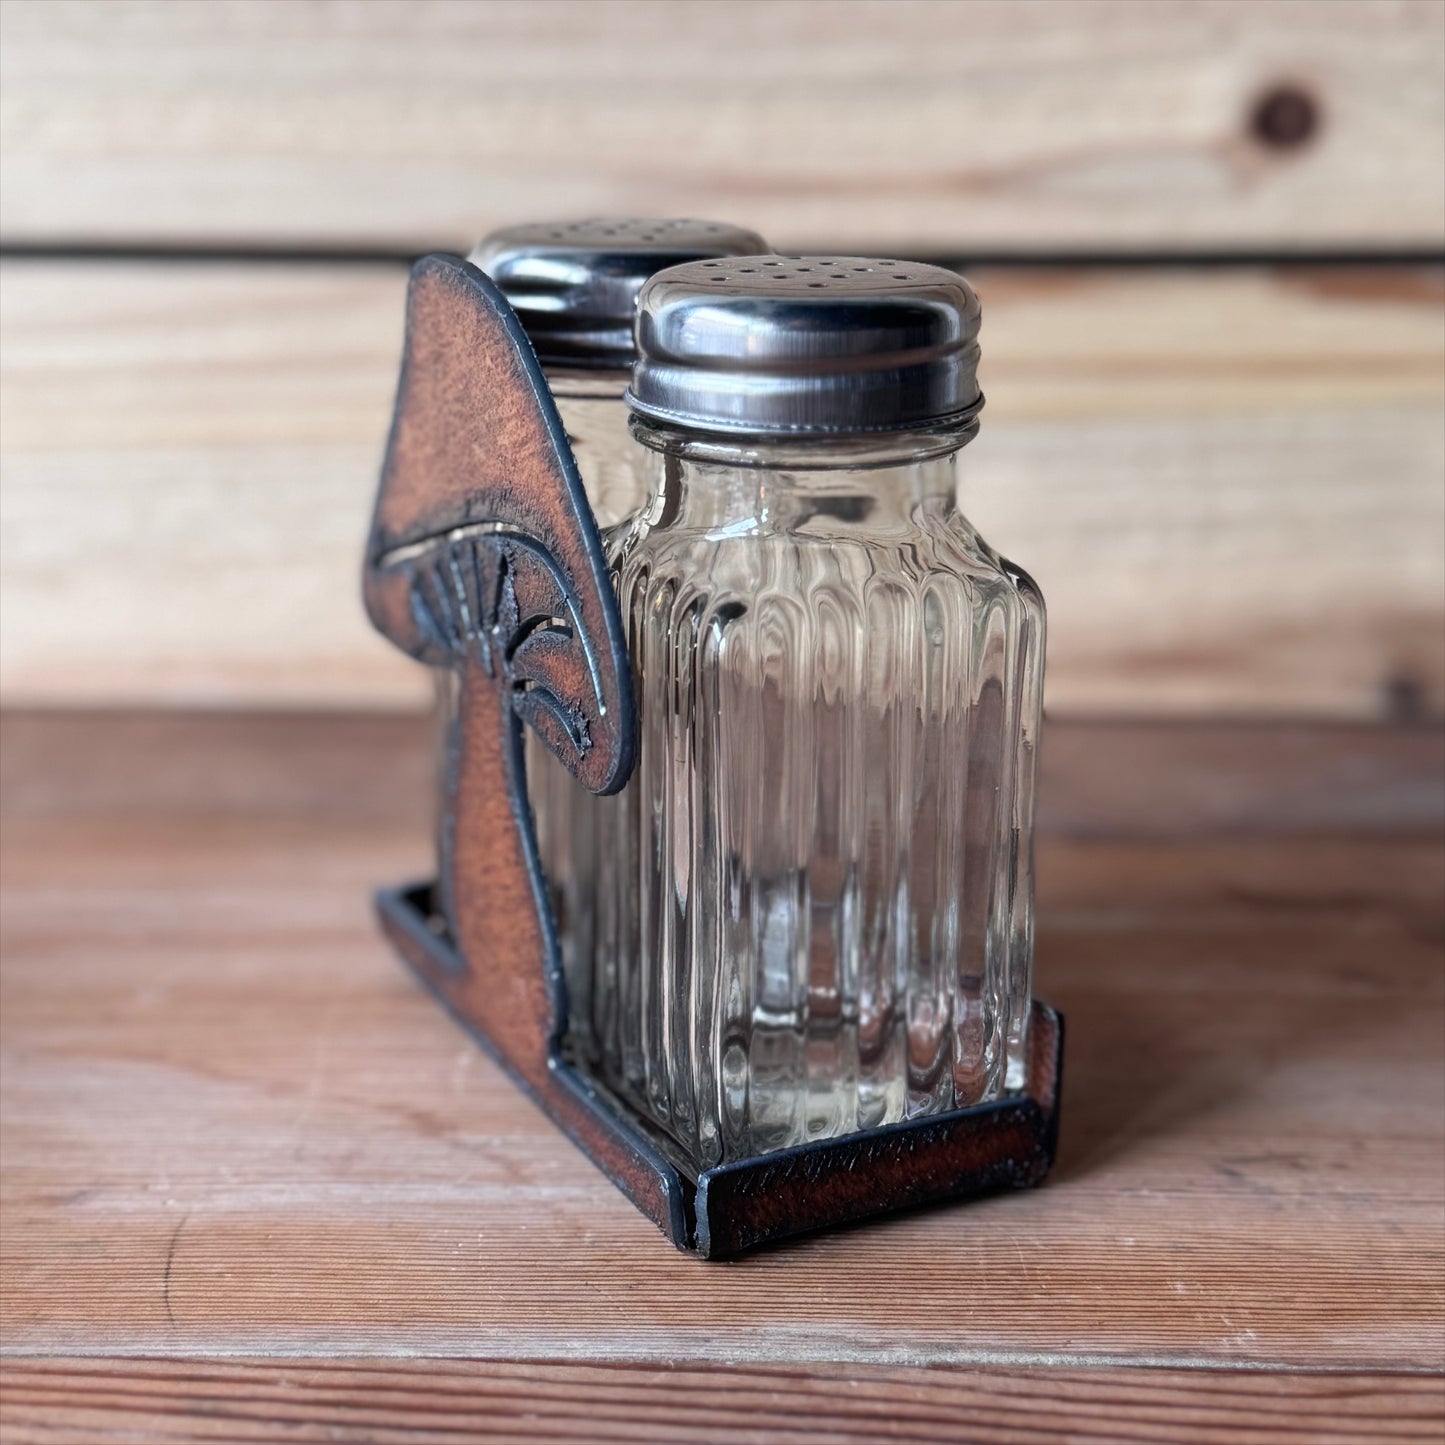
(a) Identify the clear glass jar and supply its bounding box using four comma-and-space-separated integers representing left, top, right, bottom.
574, 256, 1045, 1172
522, 371, 636, 1054
449, 220, 768, 1040
430, 371, 639, 1044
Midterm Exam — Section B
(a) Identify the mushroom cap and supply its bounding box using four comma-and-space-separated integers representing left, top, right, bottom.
363, 254, 635, 796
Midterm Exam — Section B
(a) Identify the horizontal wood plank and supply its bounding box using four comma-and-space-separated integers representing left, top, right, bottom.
0, 0, 1442, 252
1, 714, 1441, 1380
2, 1358, 1441, 1445
3, 711, 1441, 839
1, 260, 1441, 717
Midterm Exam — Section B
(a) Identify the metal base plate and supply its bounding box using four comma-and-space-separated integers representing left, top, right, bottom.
377, 880, 1064, 1258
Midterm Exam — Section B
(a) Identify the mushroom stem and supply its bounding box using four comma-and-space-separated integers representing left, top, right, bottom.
440, 658, 561, 1088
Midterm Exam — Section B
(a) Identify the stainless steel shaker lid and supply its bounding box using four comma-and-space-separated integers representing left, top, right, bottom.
627, 256, 983, 435
468, 219, 769, 370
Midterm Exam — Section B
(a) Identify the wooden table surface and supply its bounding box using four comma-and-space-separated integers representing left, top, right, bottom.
1, 712, 1442, 1442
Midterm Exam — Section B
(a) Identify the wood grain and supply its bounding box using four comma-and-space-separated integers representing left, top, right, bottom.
1, 713, 1441, 1385
3, 711, 1440, 839
1, 0, 1441, 252
2, 260, 1441, 716
2, 1358, 1442, 1444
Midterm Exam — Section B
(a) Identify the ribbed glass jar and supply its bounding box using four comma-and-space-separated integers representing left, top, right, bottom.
580, 421, 1045, 1170
439, 219, 768, 1033
524, 371, 639, 1055
428, 369, 648, 1050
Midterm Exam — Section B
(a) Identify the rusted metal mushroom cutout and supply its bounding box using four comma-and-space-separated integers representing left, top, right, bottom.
363, 255, 634, 1088
363, 254, 1063, 1258
364, 256, 700, 1249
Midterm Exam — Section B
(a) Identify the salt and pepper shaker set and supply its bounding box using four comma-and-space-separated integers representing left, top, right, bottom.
363, 218, 1059, 1253
457, 218, 1046, 1175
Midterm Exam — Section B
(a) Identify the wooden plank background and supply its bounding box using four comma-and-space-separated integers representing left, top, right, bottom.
1, 0, 1442, 252
2, 259, 1441, 716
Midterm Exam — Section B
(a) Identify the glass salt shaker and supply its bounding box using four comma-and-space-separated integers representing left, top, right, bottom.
586, 256, 1045, 1172
456, 220, 768, 1046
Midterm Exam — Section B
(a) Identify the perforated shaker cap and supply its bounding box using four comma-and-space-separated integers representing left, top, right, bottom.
627, 256, 983, 436
467, 219, 770, 370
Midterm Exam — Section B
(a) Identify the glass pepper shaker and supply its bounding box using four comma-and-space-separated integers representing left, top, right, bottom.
456, 220, 768, 1047
582, 256, 1045, 1172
